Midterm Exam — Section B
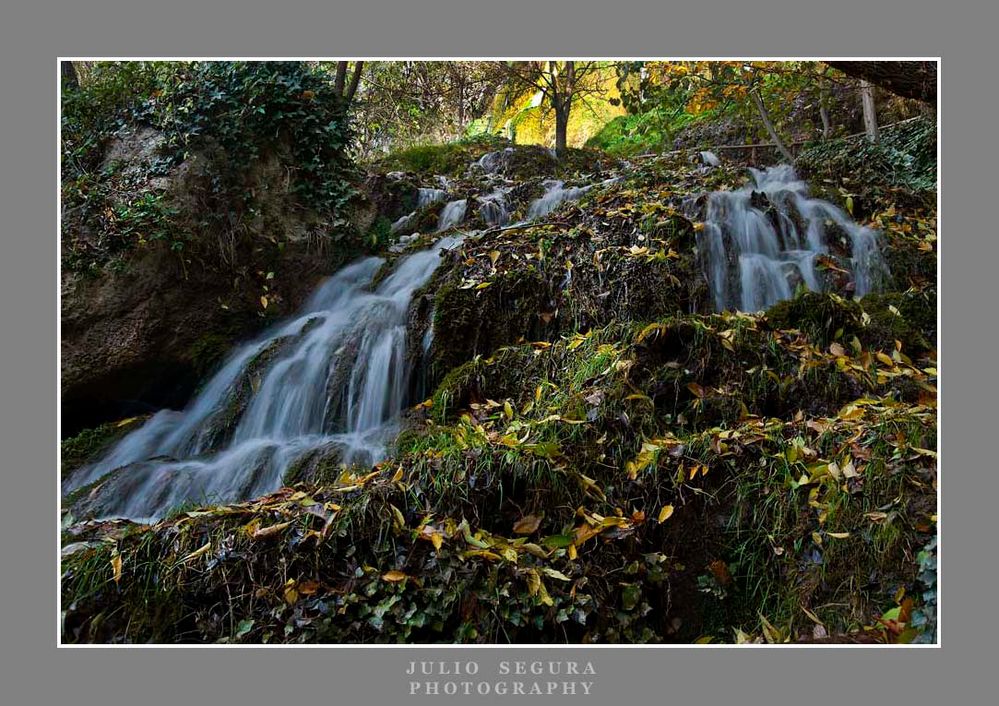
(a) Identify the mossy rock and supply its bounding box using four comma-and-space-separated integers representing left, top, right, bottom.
764, 292, 863, 348
61, 418, 144, 481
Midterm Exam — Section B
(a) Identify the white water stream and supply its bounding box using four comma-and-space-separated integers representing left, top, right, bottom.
66, 238, 461, 522
698, 165, 886, 311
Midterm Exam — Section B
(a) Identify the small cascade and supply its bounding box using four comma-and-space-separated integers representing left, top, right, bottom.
437, 199, 468, 231
478, 189, 510, 227
475, 148, 514, 174
699, 150, 720, 167
698, 165, 887, 312
527, 180, 591, 220
391, 188, 448, 234
418, 187, 447, 208
65, 238, 461, 522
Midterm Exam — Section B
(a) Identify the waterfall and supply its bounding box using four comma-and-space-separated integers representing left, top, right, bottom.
527, 180, 591, 220
391, 188, 448, 234
478, 189, 510, 227
65, 238, 461, 522
476, 148, 513, 174
418, 187, 447, 208
698, 165, 887, 312
700, 150, 720, 167
437, 199, 468, 231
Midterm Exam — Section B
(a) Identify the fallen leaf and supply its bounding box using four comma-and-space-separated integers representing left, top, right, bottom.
512, 515, 542, 535
110, 553, 122, 584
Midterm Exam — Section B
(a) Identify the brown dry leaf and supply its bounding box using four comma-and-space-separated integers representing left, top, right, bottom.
297, 579, 321, 596
512, 515, 542, 535
382, 570, 408, 583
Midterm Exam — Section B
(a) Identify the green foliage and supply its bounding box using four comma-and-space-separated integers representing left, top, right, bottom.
61, 418, 143, 479
586, 108, 697, 156
61, 61, 357, 273
374, 135, 508, 176
148, 62, 355, 211
910, 536, 937, 643
797, 116, 937, 192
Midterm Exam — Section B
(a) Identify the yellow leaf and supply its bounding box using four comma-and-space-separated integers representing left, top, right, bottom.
179, 541, 211, 563
260, 295, 269, 309
382, 570, 408, 583
252, 521, 291, 540
463, 549, 502, 561
837, 404, 865, 420
488, 250, 500, 265
430, 532, 443, 551
541, 567, 571, 581
827, 532, 851, 539
503, 400, 514, 420
657, 505, 675, 523
110, 553, 123, 584
389, 504, 406, 531
802, 606, 825, 626
524, 569, 541, 596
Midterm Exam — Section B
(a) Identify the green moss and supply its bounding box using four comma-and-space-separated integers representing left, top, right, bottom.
765, 292, 863, 348
61, 419, 143, 479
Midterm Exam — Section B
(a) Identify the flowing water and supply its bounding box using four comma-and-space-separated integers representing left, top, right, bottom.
437, 199, 468, 231
700, 150, 720, 167
66, 237, 461, 522
391, 188, 448, 234
478, 189, 510, 227
698, 165, 887, 312
527, 180, 591, 220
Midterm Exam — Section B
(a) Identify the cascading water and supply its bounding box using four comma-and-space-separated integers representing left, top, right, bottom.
418, 187, 447, 208
437, 199, 468, 231
698, 165, 887, 312
391, 188, 448, 234
527, 180, 591, 220
65, 237, 461, 523
478, 189, 510, 227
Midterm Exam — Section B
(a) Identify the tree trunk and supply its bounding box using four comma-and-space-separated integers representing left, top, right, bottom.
334, 61, 348, 97
826, 61, 936, 104
344, 61, 364, 104
818, 74, 832, 139
61, 61, 79, 91
554, 107, 569, 157
860, 80, 879, 143
750, 89, 794, 162
553, 61, 574, 158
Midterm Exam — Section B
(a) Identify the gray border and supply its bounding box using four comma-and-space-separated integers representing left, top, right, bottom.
2, 1, 994, 704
